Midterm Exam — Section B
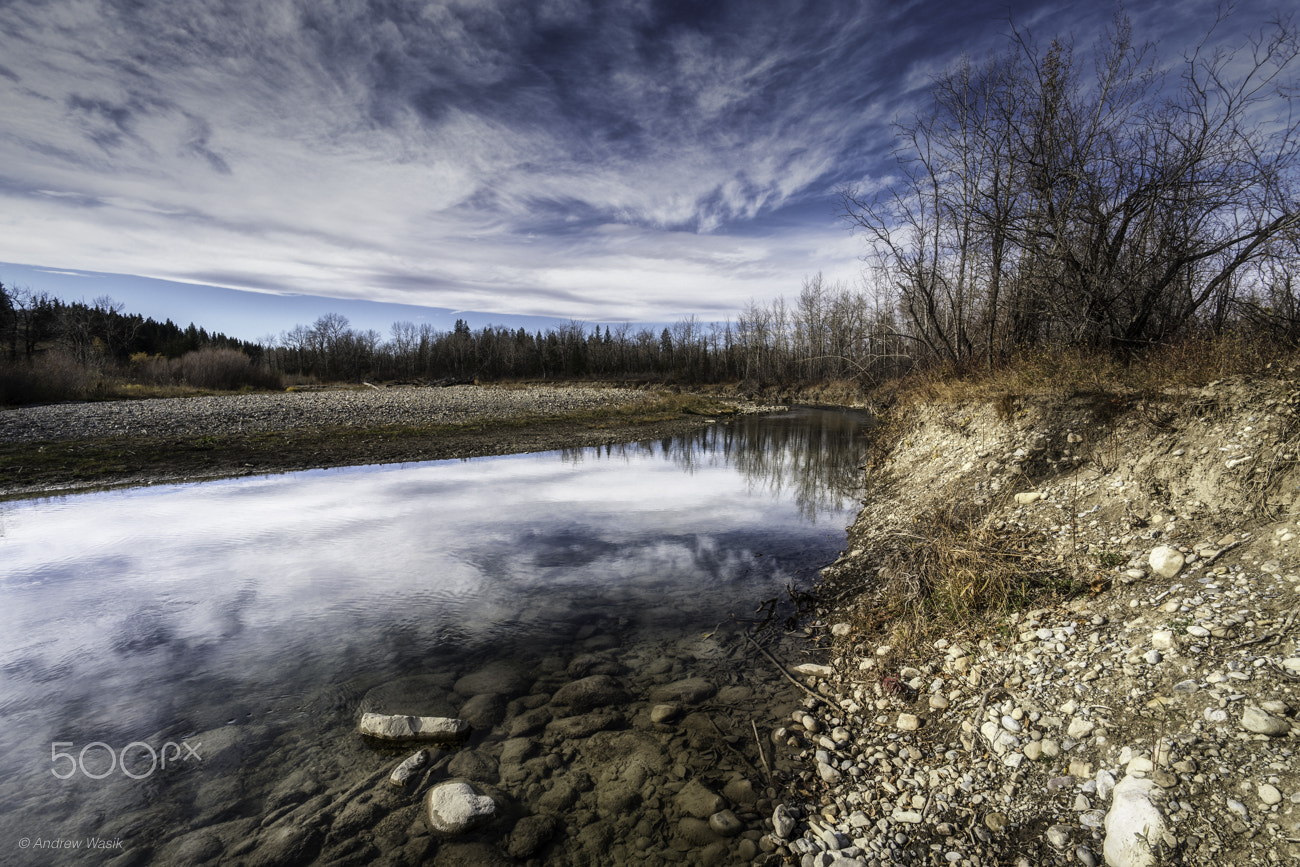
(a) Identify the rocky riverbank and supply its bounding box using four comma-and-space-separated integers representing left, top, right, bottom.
766, 374, 1300, 866
0, 383, 767, 496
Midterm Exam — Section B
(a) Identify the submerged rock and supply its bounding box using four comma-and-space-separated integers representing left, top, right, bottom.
388, 749, 429, 787
359, 712, 471, 743
675, 778, 726, 819
648, 677, 717, 704
507, 815, 557, 858
425, 781, 497, 835
549, 675, 629, 714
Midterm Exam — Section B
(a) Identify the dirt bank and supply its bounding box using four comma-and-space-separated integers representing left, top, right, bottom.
768, 374, 1300, 866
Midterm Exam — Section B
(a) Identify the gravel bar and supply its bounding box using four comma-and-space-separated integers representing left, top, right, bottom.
0, 384, 656, 443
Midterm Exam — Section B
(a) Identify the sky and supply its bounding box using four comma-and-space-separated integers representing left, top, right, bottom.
0, 0, 1287, 341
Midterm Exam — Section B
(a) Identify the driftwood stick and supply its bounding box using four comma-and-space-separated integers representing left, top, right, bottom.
751, 718, 773, 784
743, 632, 824, 702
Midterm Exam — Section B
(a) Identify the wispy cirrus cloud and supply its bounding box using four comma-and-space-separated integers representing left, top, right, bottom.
0, 0, 1273, 323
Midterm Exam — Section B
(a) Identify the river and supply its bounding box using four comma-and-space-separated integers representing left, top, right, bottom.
0, 407, 870, 866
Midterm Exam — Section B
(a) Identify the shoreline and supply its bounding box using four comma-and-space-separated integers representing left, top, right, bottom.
0, 384, 753, 499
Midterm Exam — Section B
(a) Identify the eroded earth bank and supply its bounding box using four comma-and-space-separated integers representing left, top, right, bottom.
771, 374, 1300, 867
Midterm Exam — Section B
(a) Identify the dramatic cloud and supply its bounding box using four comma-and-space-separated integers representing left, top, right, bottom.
0, 0, 1277, 323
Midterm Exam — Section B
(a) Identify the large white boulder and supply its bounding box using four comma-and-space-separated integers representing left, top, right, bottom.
1103, 775, 1164, 867
1148, 546, 1185, 578
425, 781, 497, 835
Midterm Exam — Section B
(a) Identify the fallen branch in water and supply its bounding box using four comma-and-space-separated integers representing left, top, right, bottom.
751, 717, 773, 785
743, 631, 824, 702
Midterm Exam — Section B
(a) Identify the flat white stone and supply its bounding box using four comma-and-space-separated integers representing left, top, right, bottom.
1242, 705, 1291, 736
360, 713, 471, 743
1066, 718, 1095, 739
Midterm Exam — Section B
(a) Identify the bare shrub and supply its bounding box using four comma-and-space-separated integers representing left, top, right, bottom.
176, 348, 279, 391
0, 350, 94, 405
128, 352, 174, 386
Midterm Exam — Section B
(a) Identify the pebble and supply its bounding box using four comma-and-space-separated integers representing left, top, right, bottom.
1259, 784, 1283, 805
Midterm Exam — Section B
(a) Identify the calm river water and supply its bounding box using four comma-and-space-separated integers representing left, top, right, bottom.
0, 408, 870, 866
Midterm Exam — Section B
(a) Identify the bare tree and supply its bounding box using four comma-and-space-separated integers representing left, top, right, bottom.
842, 9, 1300, 361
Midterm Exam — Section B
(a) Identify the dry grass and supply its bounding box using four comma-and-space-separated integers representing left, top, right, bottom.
845, 500, 1074, 651
877, 334, 1298, 413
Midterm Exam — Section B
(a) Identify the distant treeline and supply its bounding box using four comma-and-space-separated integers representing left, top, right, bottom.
0, 285, 258, 363
261, 275, 897, 385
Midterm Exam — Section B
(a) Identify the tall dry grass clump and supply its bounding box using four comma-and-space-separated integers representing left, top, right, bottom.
854, 502, 1069, 650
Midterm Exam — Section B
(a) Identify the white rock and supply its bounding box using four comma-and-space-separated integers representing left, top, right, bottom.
388, 749, 428, 787
1242, 705, 1292, 736
1066, 718, 1095, 739
1015, 492, 1043, 505
897, 713, 920, 731
792, 663, 835, 678
1149, 546, 1185, 578
831, 622, 852, 637
1125, 756, 1154, 775
1096, 770, 1115, 801
1103, 776, 1164, 867
425, 781, 496, 835
360, 713, 472, 743
891, 809, 923, 824
1259, 783, 1283, 805
1151, 630, 1175, 650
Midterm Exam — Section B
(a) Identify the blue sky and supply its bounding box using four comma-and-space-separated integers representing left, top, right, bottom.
0, 0, 1284, 341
